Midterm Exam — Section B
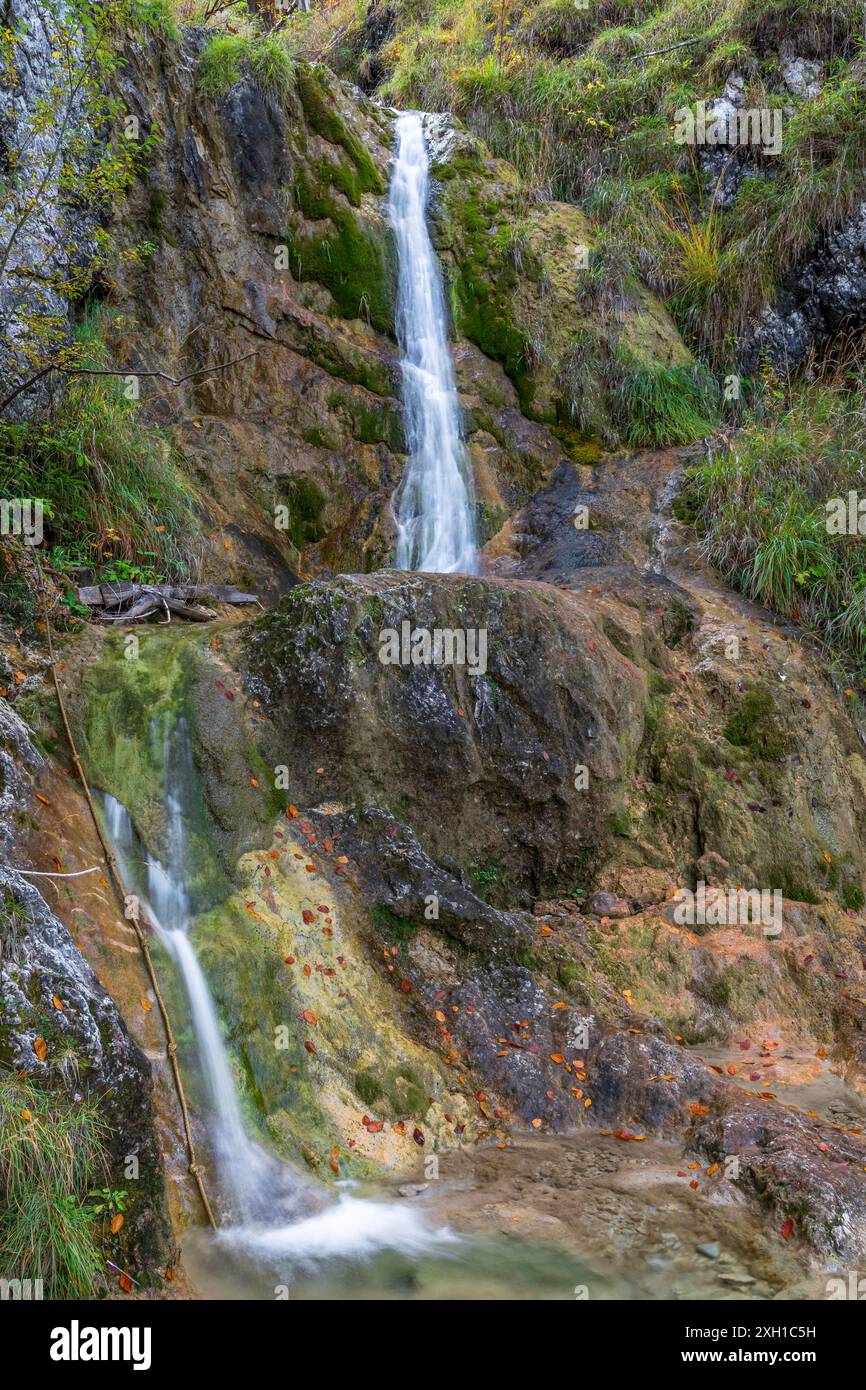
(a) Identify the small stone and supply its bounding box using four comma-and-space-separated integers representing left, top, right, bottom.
397, 1183, 428, 1198
696, 1241, 721, 1260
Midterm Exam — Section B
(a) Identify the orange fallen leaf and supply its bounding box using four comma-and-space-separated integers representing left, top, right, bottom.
110, 1213, 124, 1235
33, 1037, 47, 1061
302, 1008, 317, 1027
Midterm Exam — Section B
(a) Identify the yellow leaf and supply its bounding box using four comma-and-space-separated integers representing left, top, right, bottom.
52, 995, 63, 1010
33, 1037, 47, 1061
110, 1213, 124, 1235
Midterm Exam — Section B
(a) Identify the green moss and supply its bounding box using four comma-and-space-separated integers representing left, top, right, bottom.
290, 170, 394, 331
723, 686, 792, 762
608, 809, 632, 837
281, 475, 328, 550
355, 1069, 384, 1106
295, 65, 384, 195
372, 904, 417, 951
444, 187, 533, 410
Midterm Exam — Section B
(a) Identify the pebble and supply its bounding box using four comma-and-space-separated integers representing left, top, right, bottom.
696, 1241, 721, 1260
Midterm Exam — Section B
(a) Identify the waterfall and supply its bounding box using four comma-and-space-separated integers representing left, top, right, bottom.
101, 714, 455, 1271
390, 111, 478, 575
104, 718, 301, 1227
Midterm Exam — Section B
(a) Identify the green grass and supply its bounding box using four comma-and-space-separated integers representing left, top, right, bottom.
198, 31, 297, 100
681, 368, 866, 668
0, 1074, 108, 1299
0, 317, 199, 582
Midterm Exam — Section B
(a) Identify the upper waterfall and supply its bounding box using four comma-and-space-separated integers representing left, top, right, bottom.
389, 112, 478, 575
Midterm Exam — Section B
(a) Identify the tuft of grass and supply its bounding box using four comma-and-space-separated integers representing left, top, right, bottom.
0, 1074, 108, 1299
681, 365, 866, 668
198, 31, 297, 100
613, 357, 720, 447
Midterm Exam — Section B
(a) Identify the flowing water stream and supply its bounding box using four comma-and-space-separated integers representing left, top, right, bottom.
100, 708, 627, 1297
102, 713, 469, 1289
390, 111, 478, 575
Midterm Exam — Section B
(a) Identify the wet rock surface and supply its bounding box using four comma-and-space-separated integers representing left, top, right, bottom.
0, 697, 170, 1267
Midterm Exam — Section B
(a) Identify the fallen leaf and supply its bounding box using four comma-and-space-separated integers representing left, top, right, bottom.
33, 1037, 47, 1061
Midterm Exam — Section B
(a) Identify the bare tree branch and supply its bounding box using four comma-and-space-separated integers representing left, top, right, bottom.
0, 350, 259, 416
625, 36, 703, 61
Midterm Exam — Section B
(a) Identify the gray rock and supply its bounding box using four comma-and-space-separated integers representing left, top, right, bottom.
697, 1241, 721, 1260
588, 891, 631, 919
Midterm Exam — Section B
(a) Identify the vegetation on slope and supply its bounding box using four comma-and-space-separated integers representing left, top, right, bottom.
302, 0, 866, 364
0, 312, 200, 592
0, 1072, 109, 1298
680, 361, 866, 670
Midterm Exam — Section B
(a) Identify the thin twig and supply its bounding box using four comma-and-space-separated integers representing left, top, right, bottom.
15, 866, 101, 879
0, 351, 258, 416
625, 36, 702, 61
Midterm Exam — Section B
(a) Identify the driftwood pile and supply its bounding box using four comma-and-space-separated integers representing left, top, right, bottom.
77, 582, 258, 624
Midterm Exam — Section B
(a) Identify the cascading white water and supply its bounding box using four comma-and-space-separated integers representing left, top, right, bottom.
104, 719, 295, 1227
102, 713, 456, 1272
390, 111, 478, 575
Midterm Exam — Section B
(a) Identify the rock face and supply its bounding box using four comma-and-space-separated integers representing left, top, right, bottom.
100, 32, 697, 588
0, 699, 170, 1269
743, 199, 866, 371
244, 552, 866, 916
244, 570, 647, 900
0, 0, 96, 413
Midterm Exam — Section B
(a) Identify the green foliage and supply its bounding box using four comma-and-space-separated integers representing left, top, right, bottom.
0, 318, 198, 579
0, 1073, 108, 1298
0, 0, 158, 405
682, 371, 866, 669
340, 0, 866, 359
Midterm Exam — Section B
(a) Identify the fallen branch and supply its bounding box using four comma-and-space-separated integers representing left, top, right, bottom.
625, 36, 702, 61
0, 351, 258, 416
77, 581, 257, 625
